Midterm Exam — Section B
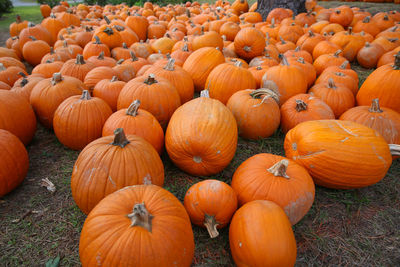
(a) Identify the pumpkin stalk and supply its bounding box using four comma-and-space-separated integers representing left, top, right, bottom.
111, 128, 130, 148
204, 214, 219, 238
295, 99, 308, 112
328, 78, 336, 89
250, 88, 280, 105
51, 73, 63, 85
76, 54, 85, 65
334, 50, 342, 57
369, 99, 383, 113
389, 144, 400, 156
144, 74, 157, 85
393, 52, 400, 70
94, 35, 101, 44
164, 58, 175, 71
103, 27, 114, 36
126, 100, 140, 117
280, 54, 289, 66
340, 60, 349, 69
80, 90, 91, 100
127, 203, 153, 232
243, 46, 251, 52
267, 159, 290, 179
129, 51, 138, 61
97, 51, 105, 59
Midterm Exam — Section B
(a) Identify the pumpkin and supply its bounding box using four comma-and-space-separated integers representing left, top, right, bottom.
0, 81, 11, 90
92, 24, 123, 49
31, 60, 63, 78
30, 73, 85, 129
377, 48, 400, 67
93, 76, 125, 112
40, 4, 51, 18
322, 60, 358, 85
86, 51, 117, 68
286, 57, 316, 88
227, 88, 280, 139
102, 100, 164, 155
207, 61, 257, 105
231, 153, 315, 225
41, 47, 70, 63
74, 27, 94, 48
316, 70, 358, 96
71, 129, 164, 214
83, 66, 118, 90
0, 56, 26, 70
356, 53, 400, 113
275, 37, 296, 54
112, 61, 136, 82
79, 184, 194, 266
19, 22, 52, 48
297, 30, 326, 56
130, 40, 153, 58
60, 54, 95, 82
284, 119, 399, 189
0, 47, 19, 60
0, 90, 37, 145
11, 73, 44, 101
111, 43, 133, 60
229, 200, 297, 267
340, 98, 400, 145
53, 90, 112, 150
312, 41, 342, 60
313, 50, 348, 75
330, 28, 366, 62
182, 47, 225, 92
41, 14, 66, 44
330, 6, 354, 27
192, 31, 224, 51
121, 51, 149, 73
262, 55, 308, 104
234, 27, 266, 60
9, 15, 28, 37
125, 14, 149, 41
220, 21, 241, 41
0, 63, 28, 86
184, 179, 237, 238
165, 90, 237, 176
82, 36, 111, 59
280, 93, 335, 133
21, 36, 50, 66
0, 129, 29, 197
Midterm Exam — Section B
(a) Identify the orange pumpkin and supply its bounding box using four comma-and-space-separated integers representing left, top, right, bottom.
11, 74, 44, 101
82, 36, 111, 59
184, 179, 238, 238
234, 27, 266, 60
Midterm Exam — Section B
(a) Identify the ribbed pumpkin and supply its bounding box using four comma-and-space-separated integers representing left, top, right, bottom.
356, 53, 400, 113
71, 129, 164, 214
31, 60, 63, 78
184, 180, 237, 238
234, 27, 266, 60
165, 90, 237, 176
22, 36, 51, 66
93, 76, 125, 111
309, 78, 355, 118
262, 55, 308, 104
0, 63, 28, 86
79, 185, 194, 266
227, 88, 280, 139
82, 36, 111, 59
53, 90, 112, 150
356, 42, 385, 69
284, 120, 399, 189
182, 47, 225, 92
316, 70, 359, 96
83, 66, 118, 90
102, 100, 164, 155
229, 200, 297, 267
207, 61, 256, 105
231, 153, 315, 225
117, 74, 181, 128
0, 90, 37, 145
0, 129, 29, 197
143, 58, 194, 104
87, 51, 117, 68
60, 54, 95, 82
30, 73, 85, 129
340, 99, 400, 145
92, 24, 122, 49
11, 74, 44, 101
313, 50, 348, 75
280, 94, 335, 133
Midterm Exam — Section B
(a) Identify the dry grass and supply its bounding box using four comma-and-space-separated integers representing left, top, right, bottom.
1, 1, 400, 266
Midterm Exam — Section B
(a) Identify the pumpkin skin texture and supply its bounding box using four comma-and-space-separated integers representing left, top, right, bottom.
284, 120, 393, 189
182, 47, 225, 92
227, 88, 280, 140
30, 73, 85, 129
0, 129, 29, 197
0, 90, 37, 145
231, 153, 315, 225
229, 200, 297, 267
234, 27, 266, 60
93, 76, 126, 112
340, 99, 400, 145
71, 129, 164, 214
184, 179, 238, 238
53, 90, 112, 150
356, 54, 400, 113
102, 100, 164, 155
165, 91, 238, 176
280, 94, 335, 133
79, 184, 194, 266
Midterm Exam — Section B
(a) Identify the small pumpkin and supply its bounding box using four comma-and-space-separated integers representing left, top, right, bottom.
60, 54, 95, 82
234, 27, 266, 60
93, 76, 125, 111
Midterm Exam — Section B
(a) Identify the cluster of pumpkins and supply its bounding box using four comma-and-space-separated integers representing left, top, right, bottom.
1, 0, 400, 265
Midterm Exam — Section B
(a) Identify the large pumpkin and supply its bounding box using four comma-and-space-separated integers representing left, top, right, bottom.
79, 184, 194, 266
0, 90, 37, 145
229, 200, 297, 267
356, 53, 400, 113
165, 90, 237, 176
284, 120, 397, 189
184, 179, 237, 238
0, 129, 29, 197
53, 90, 112, 150
231, 153, 315, 225
71, 128, 164, 214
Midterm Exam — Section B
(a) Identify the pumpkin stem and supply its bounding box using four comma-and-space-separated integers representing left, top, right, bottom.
117, 59, 124, 65
94, 35, 101, 44
104, 16, 111, 24
103, 27, 114, 36
129, 51, 138, 61
363, 16, 371, 23
111, 128, 130, 148
111, 76, 118, 82
295, 99, 308, 112
250, 87, 280, 105
308, 30, 314, 37
144, 74, 157, 85
389, 144, 400, 156
243, 46, 251, 52
164, 58, 175, 71
347, 27, 353, 35
80, 90, 91, 100
393, 51, 400, 70
267, 159, 290, 179
122, 43, 128, 49
328, 78, 336, 89
297, 57, 305, 64
97, 51, 105, 60
126, 100, 140, 117
364, 42, 370, 48
335, 72, 345, 77
200, 89, 210, 98
51, 73, 63, 85
340, 60, 349, 69
28, 36, 37, 41
18, 71, 27, 78
75, 54, 85, 65
334, 50, 342, 57
16, 15, 21, 23
127, 202, 153, 232
234, 60, 243, 68
256, 66, 262, 70
280, 54, 289, 66
279, 36, 286, 44
368, 98, 383, 113
182, 43, 189, 52
204, 214, 219, 239
295, 46, 300, 52
0, 63, 5, 71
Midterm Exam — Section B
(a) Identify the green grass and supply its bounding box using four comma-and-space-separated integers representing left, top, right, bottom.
0, 6, 42, 31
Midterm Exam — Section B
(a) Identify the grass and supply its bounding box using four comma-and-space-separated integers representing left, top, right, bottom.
0, 6, 42, 30
0, 1, 400, 266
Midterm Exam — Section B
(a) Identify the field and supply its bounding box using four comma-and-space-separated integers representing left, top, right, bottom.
0, 1, 400, 266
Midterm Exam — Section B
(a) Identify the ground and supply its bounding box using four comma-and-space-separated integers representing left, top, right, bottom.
0, 1, 400, 266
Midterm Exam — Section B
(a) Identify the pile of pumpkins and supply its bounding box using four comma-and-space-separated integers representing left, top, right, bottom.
1, 0, 400, 265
